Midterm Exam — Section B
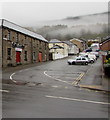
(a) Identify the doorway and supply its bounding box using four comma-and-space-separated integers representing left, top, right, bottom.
38, 52, 42, 62
16, 51, 21, 63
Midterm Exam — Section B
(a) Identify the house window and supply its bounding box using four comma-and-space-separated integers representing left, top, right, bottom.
7, 48, 11, 60
12, 36, 15, 41
7, 30, 11, 40
33, 52, 36, 61
39, 41, 41, 49
25, 35, 26, 43
16, 33, 19, 43
24, 51, 27, 61
45, 43, 47, 50
34, 39, 35, 43
4, 35, 7, 38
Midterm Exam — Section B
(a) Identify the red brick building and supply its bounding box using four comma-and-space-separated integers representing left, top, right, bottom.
100, 37, 110, 76
100, 37, 110, 64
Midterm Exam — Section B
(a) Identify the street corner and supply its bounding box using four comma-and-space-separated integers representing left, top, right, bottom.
2, 78, 27, 86
3, 78, 42, 86
78, 84, 109, 92
2, 79, 16, 85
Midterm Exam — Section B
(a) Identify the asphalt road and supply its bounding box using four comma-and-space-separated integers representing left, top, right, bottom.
2, 57, 109, 118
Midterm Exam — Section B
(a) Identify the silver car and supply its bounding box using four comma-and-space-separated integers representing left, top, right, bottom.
67, 56, 89, 65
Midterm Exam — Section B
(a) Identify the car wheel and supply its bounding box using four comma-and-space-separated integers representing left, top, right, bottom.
91, 60, 94, 64
85, 62, 88, 65
68, 63, 71, 65
72, 62, 75, 65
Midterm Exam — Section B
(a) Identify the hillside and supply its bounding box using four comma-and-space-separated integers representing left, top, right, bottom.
26, 12, 109, 41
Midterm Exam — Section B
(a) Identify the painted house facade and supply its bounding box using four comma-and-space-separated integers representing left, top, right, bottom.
0, 19, 49, 68
63, 41, 79, 55
70, 38, 85, 52
49, 39, 69, 60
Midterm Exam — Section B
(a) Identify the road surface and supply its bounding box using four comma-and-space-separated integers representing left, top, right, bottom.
2, 57, 109, 118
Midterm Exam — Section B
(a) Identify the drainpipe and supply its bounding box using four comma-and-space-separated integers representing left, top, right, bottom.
31, 38, 33, 63
1, 19, 4, 68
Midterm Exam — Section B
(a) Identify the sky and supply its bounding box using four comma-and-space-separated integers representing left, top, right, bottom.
0, 1, 109, 26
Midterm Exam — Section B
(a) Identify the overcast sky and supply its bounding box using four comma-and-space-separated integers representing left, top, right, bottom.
1, 2, 108, 26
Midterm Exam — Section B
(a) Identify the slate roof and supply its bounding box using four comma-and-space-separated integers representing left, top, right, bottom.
0, 19, 48, 42
49, 39, 62, 43
50, 45, 64, 49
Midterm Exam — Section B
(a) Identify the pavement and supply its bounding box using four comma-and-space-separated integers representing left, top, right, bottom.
2, 57, 110, 92
78, 57, 110, 92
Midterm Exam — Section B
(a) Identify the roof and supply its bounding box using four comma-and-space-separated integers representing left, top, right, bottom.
50, 45, 64, 49
102, 36, 110, 44
49, 39, 62, 43
63, 41, 77, 46
0, 19, 48, 42
70, 38, 83, 42
49, 39, 77, 47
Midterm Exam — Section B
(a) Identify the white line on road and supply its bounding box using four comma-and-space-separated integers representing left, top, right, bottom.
45, 95, 110, 105
10, 73, 15, 80
10, 73, 17, 83
44, 71, 71, 85
9, 68, 31, 83
0, 89, 9, 93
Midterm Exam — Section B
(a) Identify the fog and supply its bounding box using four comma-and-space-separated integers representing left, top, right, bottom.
2, 2, 108, 40
34, 12, 108, 27
33, 12, 108, 40
2, 2, 108, 26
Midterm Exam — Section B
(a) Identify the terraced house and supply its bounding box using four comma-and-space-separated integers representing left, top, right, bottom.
0, 19, 49, 68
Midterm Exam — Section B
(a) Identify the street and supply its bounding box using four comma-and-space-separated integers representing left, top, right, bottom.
2, 56, 109, 118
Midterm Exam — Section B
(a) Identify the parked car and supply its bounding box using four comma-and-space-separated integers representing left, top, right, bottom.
79, 52, 95, 63
88, 53, 96, 61
67, 56, 89, 65
81, 55, 94, 64
90, 52, 99, 59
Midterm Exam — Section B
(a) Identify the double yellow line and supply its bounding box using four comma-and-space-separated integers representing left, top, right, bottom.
72, 72, 85, 86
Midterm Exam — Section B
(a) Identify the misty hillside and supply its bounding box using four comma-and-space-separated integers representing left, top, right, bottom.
26, 12, 109, 41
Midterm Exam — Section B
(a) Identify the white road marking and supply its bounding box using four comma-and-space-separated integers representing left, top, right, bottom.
9, 68, 31, 83
44, 71, 71, 85
9, 73, 17, 83
52, 85, 59, 88
0, 89, 9, 93
44, 71, 85, 85
10, 73, 15, 80
45, 95, 110, 105
72, 81, 77, 85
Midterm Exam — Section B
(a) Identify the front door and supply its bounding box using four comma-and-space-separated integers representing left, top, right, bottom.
16, 51, 21, 63
38, 52, 42, 62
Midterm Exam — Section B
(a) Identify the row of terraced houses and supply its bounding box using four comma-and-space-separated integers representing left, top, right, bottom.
0, 19, 49, 68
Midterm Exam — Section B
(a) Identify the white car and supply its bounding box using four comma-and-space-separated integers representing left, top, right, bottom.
67, 56, 89, 65
88, 53, 96, 61
90, 52, 99, 59
79, 52, 95, 63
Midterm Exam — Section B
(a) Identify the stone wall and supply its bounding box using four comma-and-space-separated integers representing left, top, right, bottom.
2, 27, 49, 67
